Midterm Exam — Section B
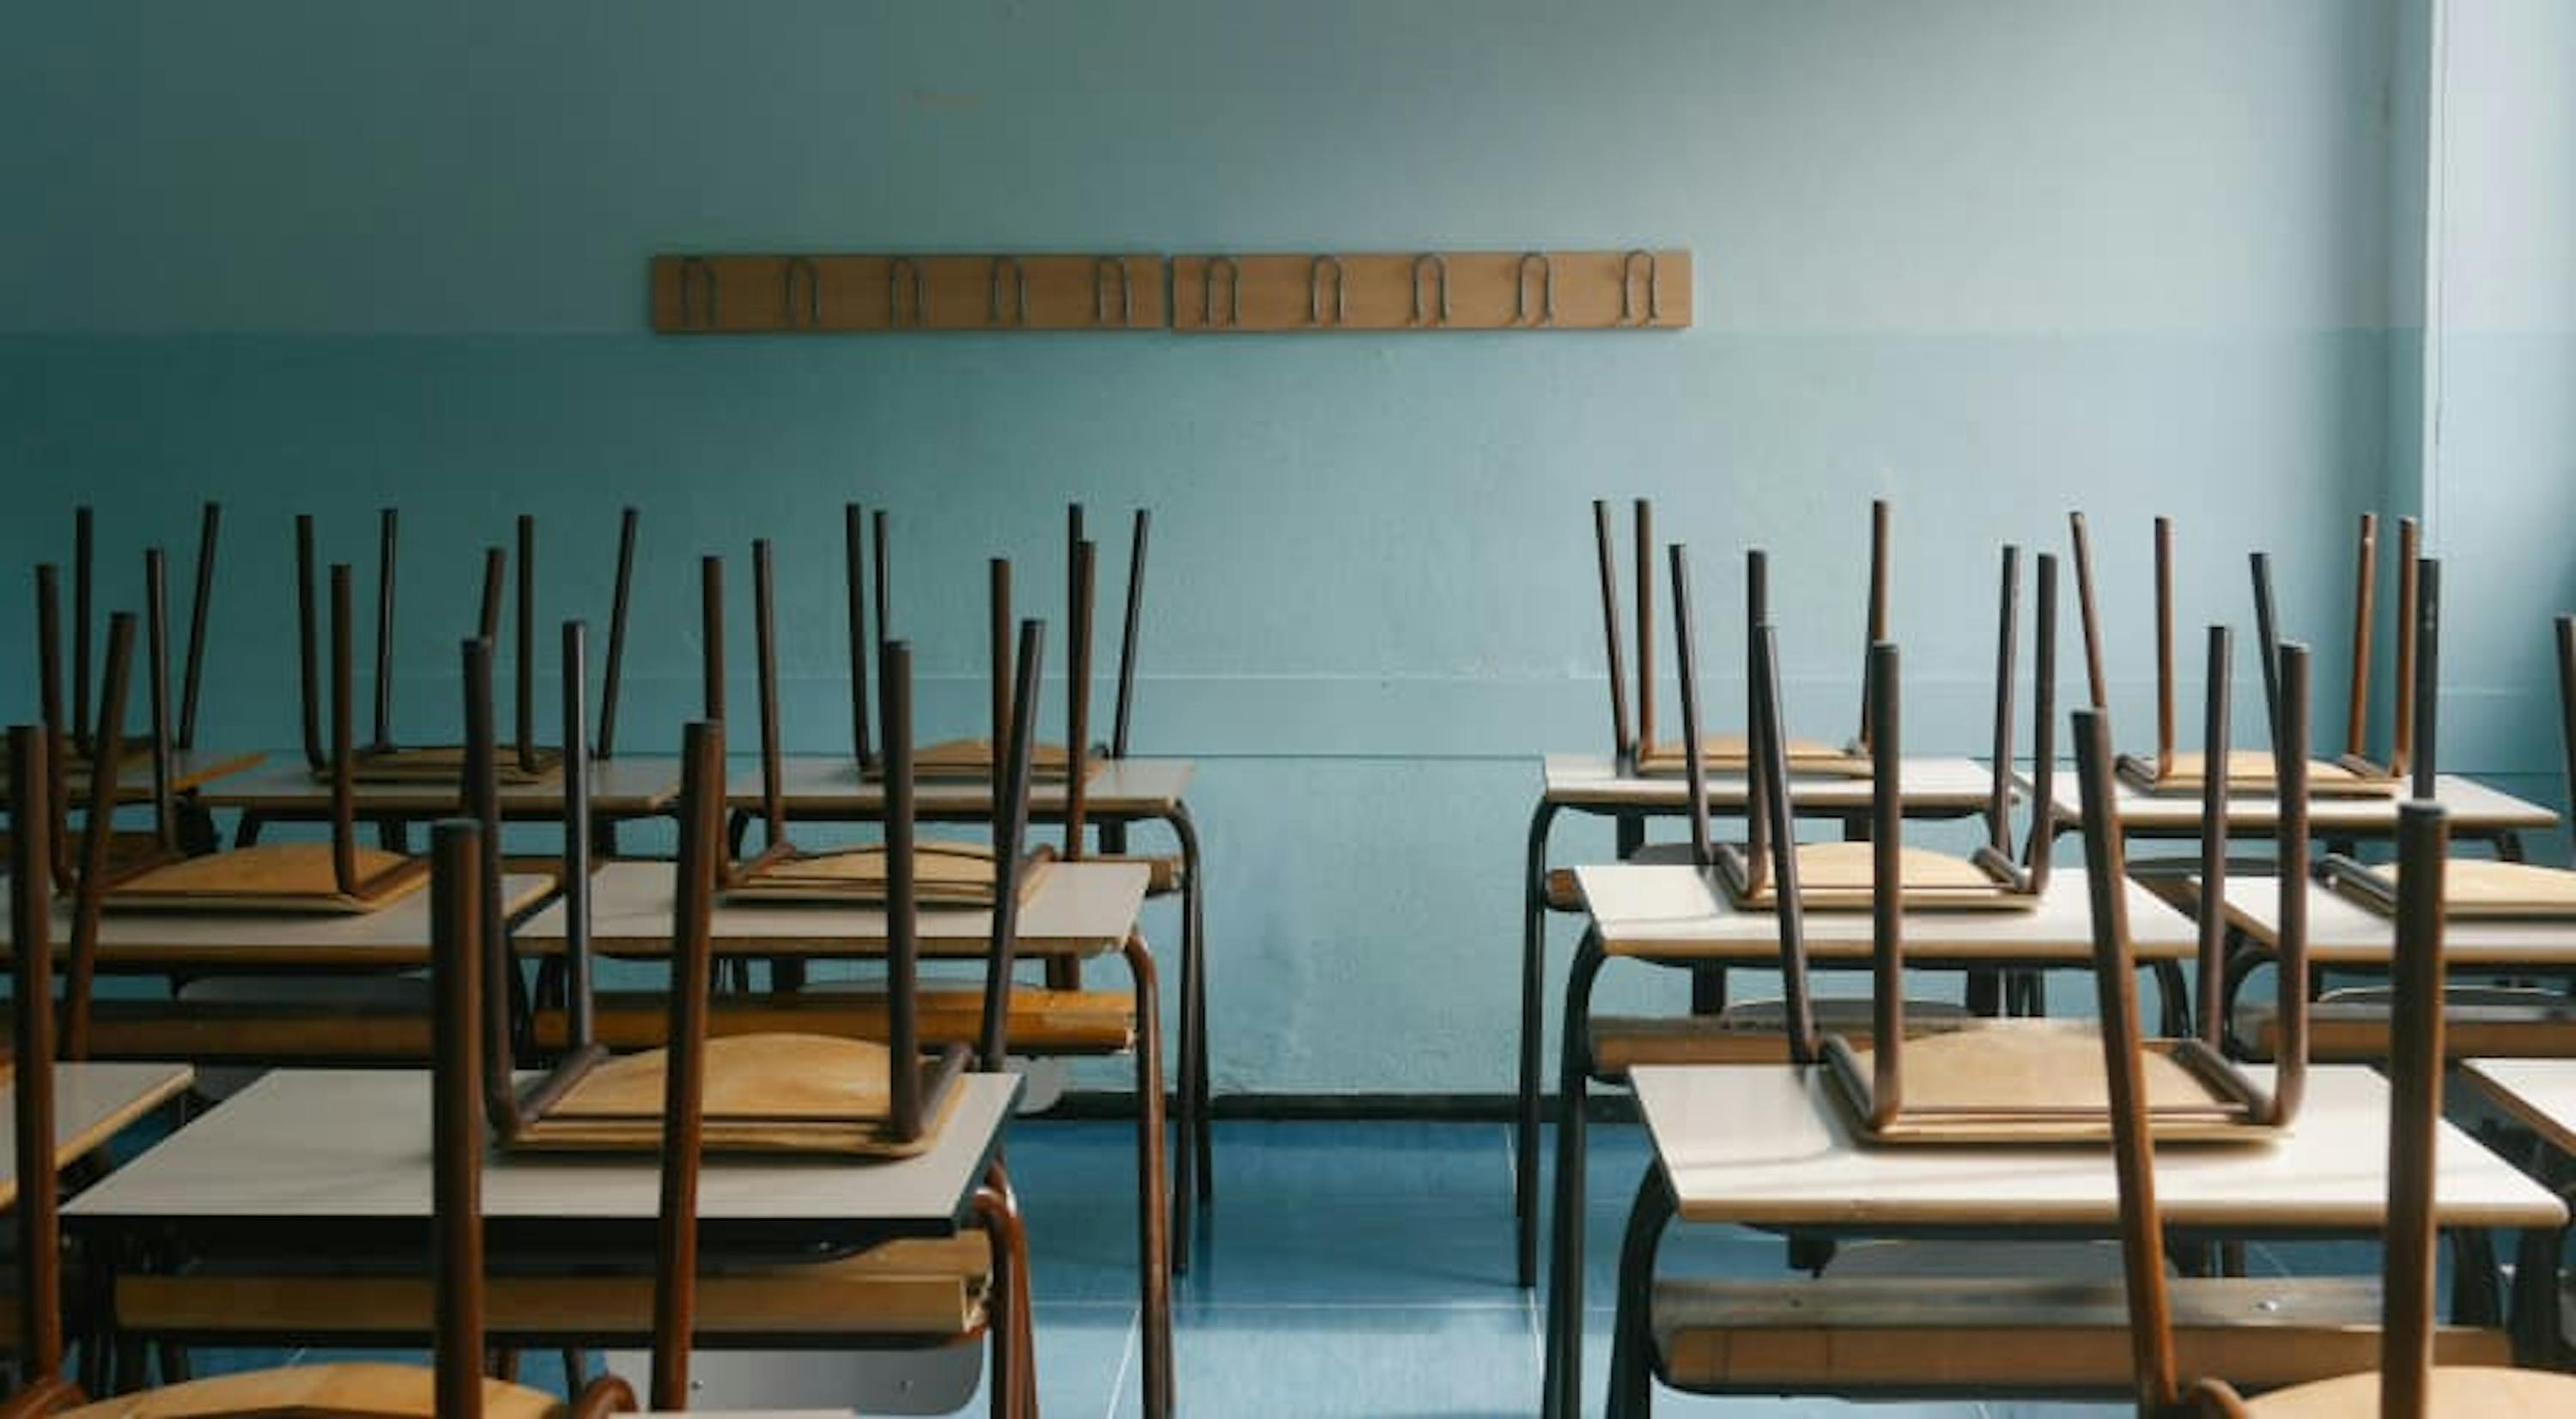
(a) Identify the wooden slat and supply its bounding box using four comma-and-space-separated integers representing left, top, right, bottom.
534, 988, 1134, 1055
1170, 250, 1690, 331
650, 254, 1169, 332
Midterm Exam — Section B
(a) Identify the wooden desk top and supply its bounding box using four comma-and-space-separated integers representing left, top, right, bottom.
726, 756, 1195, 818
514, 859, 1149, 961
65, 1069, 1014, 1234
0, 874, 557, 970
196, 755, 684, 818
2037, 771, 2559, 838
2462, 1058, 2576, 1157
0, 749, 271, 804
1633, 1063, 2562, 1232
1541, 754, 1996, 815
0, 1061, 194, 1210
1575, 863, 2199, 964
2208, 874, 2576, 968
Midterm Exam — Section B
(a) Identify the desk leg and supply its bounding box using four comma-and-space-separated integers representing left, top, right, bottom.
1121, 934, 1175, 1419
1543, 931, 1607, 1419
2499, 831, 2528, 864
1159, 802, 1210, 1276
2512, 1222, 2563, 1366
233, 810, 266, 849
1607, 1164, 1674, 1419
2450, 1228, 2503, 1327
1519, 799, 1563, 1289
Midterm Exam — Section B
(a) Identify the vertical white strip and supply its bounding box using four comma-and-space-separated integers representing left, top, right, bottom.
2420, 0, 2450, 547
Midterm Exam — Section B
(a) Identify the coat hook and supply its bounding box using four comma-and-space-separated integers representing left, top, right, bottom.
1410, 253, 1449, 328
1204, 256, 1241, 328
678, 257, 719, 330
1515, 252, 1555, 327
1309, 255, 1347, 327
888, 255, 928, 328
782, 256, 821, 330
1093, 257, 1133, 328
1619, 249, 1662, 325
988, 255, 1029, 328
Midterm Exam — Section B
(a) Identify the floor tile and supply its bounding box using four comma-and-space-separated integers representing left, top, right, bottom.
1164, 1302, 1538, 1419
1569, 1312, 1991, 1419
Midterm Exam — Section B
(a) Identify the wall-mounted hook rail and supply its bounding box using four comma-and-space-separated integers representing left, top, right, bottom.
1309, 256, 1347, 327
678, 257, 719, 330
889, 256, 929, 328
1095, 257, 1133, 328
782, 257, 821, 330
1204, 256, 1242, 329
1514, 252, 1555, 327
988, 255, 1029, 328
1618, 249, 1660, 326
1411, 253, 1449, 327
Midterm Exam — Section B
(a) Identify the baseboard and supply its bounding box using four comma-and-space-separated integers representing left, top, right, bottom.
1044, 1090, 1641, 1124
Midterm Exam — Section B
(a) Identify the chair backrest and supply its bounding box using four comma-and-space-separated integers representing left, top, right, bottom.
2251, 515, 2420, 778
295, 510, 499, 767
2084, 696, 2452, 1418
9, 725, 74, 1407
1980, 549, 2058, 888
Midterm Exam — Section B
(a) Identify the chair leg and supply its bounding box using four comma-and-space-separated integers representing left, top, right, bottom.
1517, 800, 1561, 1289
1121, 933, 1172, 1419
154, 1344, 191, 1386
1543, 933, 1608, 1419
1607, 1164, 1674, 1419
556, 1349, 587, 1392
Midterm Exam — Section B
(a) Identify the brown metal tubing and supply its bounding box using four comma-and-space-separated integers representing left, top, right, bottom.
296, 515, 325, 768
2344, 512, 2379, 760
884, 639, 923, 1141
179, 501, 220, 750
2409, 559, 2439, 800
1986, 547, 2020, 854
1114, 509, 1151, 757
2382, 799, 2451, 1419
989, 559, 1012, 754
1739, 549, 1772, 895
597, 506, 639, 760
35, 566, 69, 888
753, 541, 787, 852
1753, 625, 1819, 1064
2391, 518, 2421, 776
872, 510, 892, 646
1668, 544, 1710, 870
462, 636, 510, 1085
331, 567, 361, 896
2069, 511, 2109, 708
476, 545, 507, 647
1120, 931, 1174, 1419
143, 549, 176, 852
10, 726, 64, 1383
515, 516, 538, 773
428, 817, 489, 1419
1066, 538, 1097, 858
2070, 705, 2182, 1415
68, 614, 139, 1062
2250, 552, 2282, 737
2196, 626, 2233, 1049
376, 510, 401, 751
2272, 644, 2314, 1125
699, 555, 725, 720
1867, 640, 1902, 1125
72, 506, 92, 755
844, 505, 872, 772
1593, 501, 1633, 771
561, 621, 596, 1051
981, 619, 1048, 1070
2153, 517, 2175, 774
1633, 500, 1654, 756
2021, 554, 2058, 886
654, 722, 720, 1413
1859, 499, 1890, 749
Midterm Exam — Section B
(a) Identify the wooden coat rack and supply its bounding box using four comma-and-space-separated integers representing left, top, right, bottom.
652, 253, 1170, 333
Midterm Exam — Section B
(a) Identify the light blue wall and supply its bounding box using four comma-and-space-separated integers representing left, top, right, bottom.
3, 2, 2426, 1090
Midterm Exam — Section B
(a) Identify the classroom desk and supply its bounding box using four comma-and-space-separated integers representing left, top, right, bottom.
519, 858, 1172, 1408
2038, 772, 2558, 857
1511, 752, 2000, 1286
725, 753, 1213, 1274
2464, 1058, 2576, 1156
2211, 874, 2576, 971
0, 874, 558, 973
1543, 865, 2207, 1415
1543, 1062, 2567, 1417
198, 755, 685, 846
0, 1062, 193, 1210
65, 1068, 1014, 1255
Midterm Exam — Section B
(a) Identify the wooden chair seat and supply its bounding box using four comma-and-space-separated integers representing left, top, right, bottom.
2233, 985, 2576, 1062
722, 846, 1046, 909
1095, 852, 1184, 896
2117, 749, 2395, 800
534, 987, 1135, 1056
1720, 842, 2035, 912
1829, 1021, 2265, 1143
324, 743, 562, 786
50, 1361, 567, 1417
83, 982, 433, 1064
117, 1234, 994, 1345
1637, 734, 1870, 779
100, 843, 428, 914
511, 1034, 960, 1157
2326, 858, 2576, 921
2239, 1366, 2576, 1416
875, 738, 1100, 784
1651, 1275, 2509, 1398
1589, 999, 1973, 1075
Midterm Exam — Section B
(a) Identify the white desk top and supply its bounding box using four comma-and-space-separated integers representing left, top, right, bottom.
197, 755, 684, 816
1633, 1063, 2562, 1231
2038, 771, 2559, 837
515, 859, 1149, 961
66, 1069, 1015, 1231
0, 748, 271, 803
726, 756, 1194, 817
0, 874, 557, 970
1576, 863, 2199, 963
1543, 754, 1996, 813
0, 1061, 194, 1210
2209, 874, 2576, 967
2461, 1058, 2576, 1157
